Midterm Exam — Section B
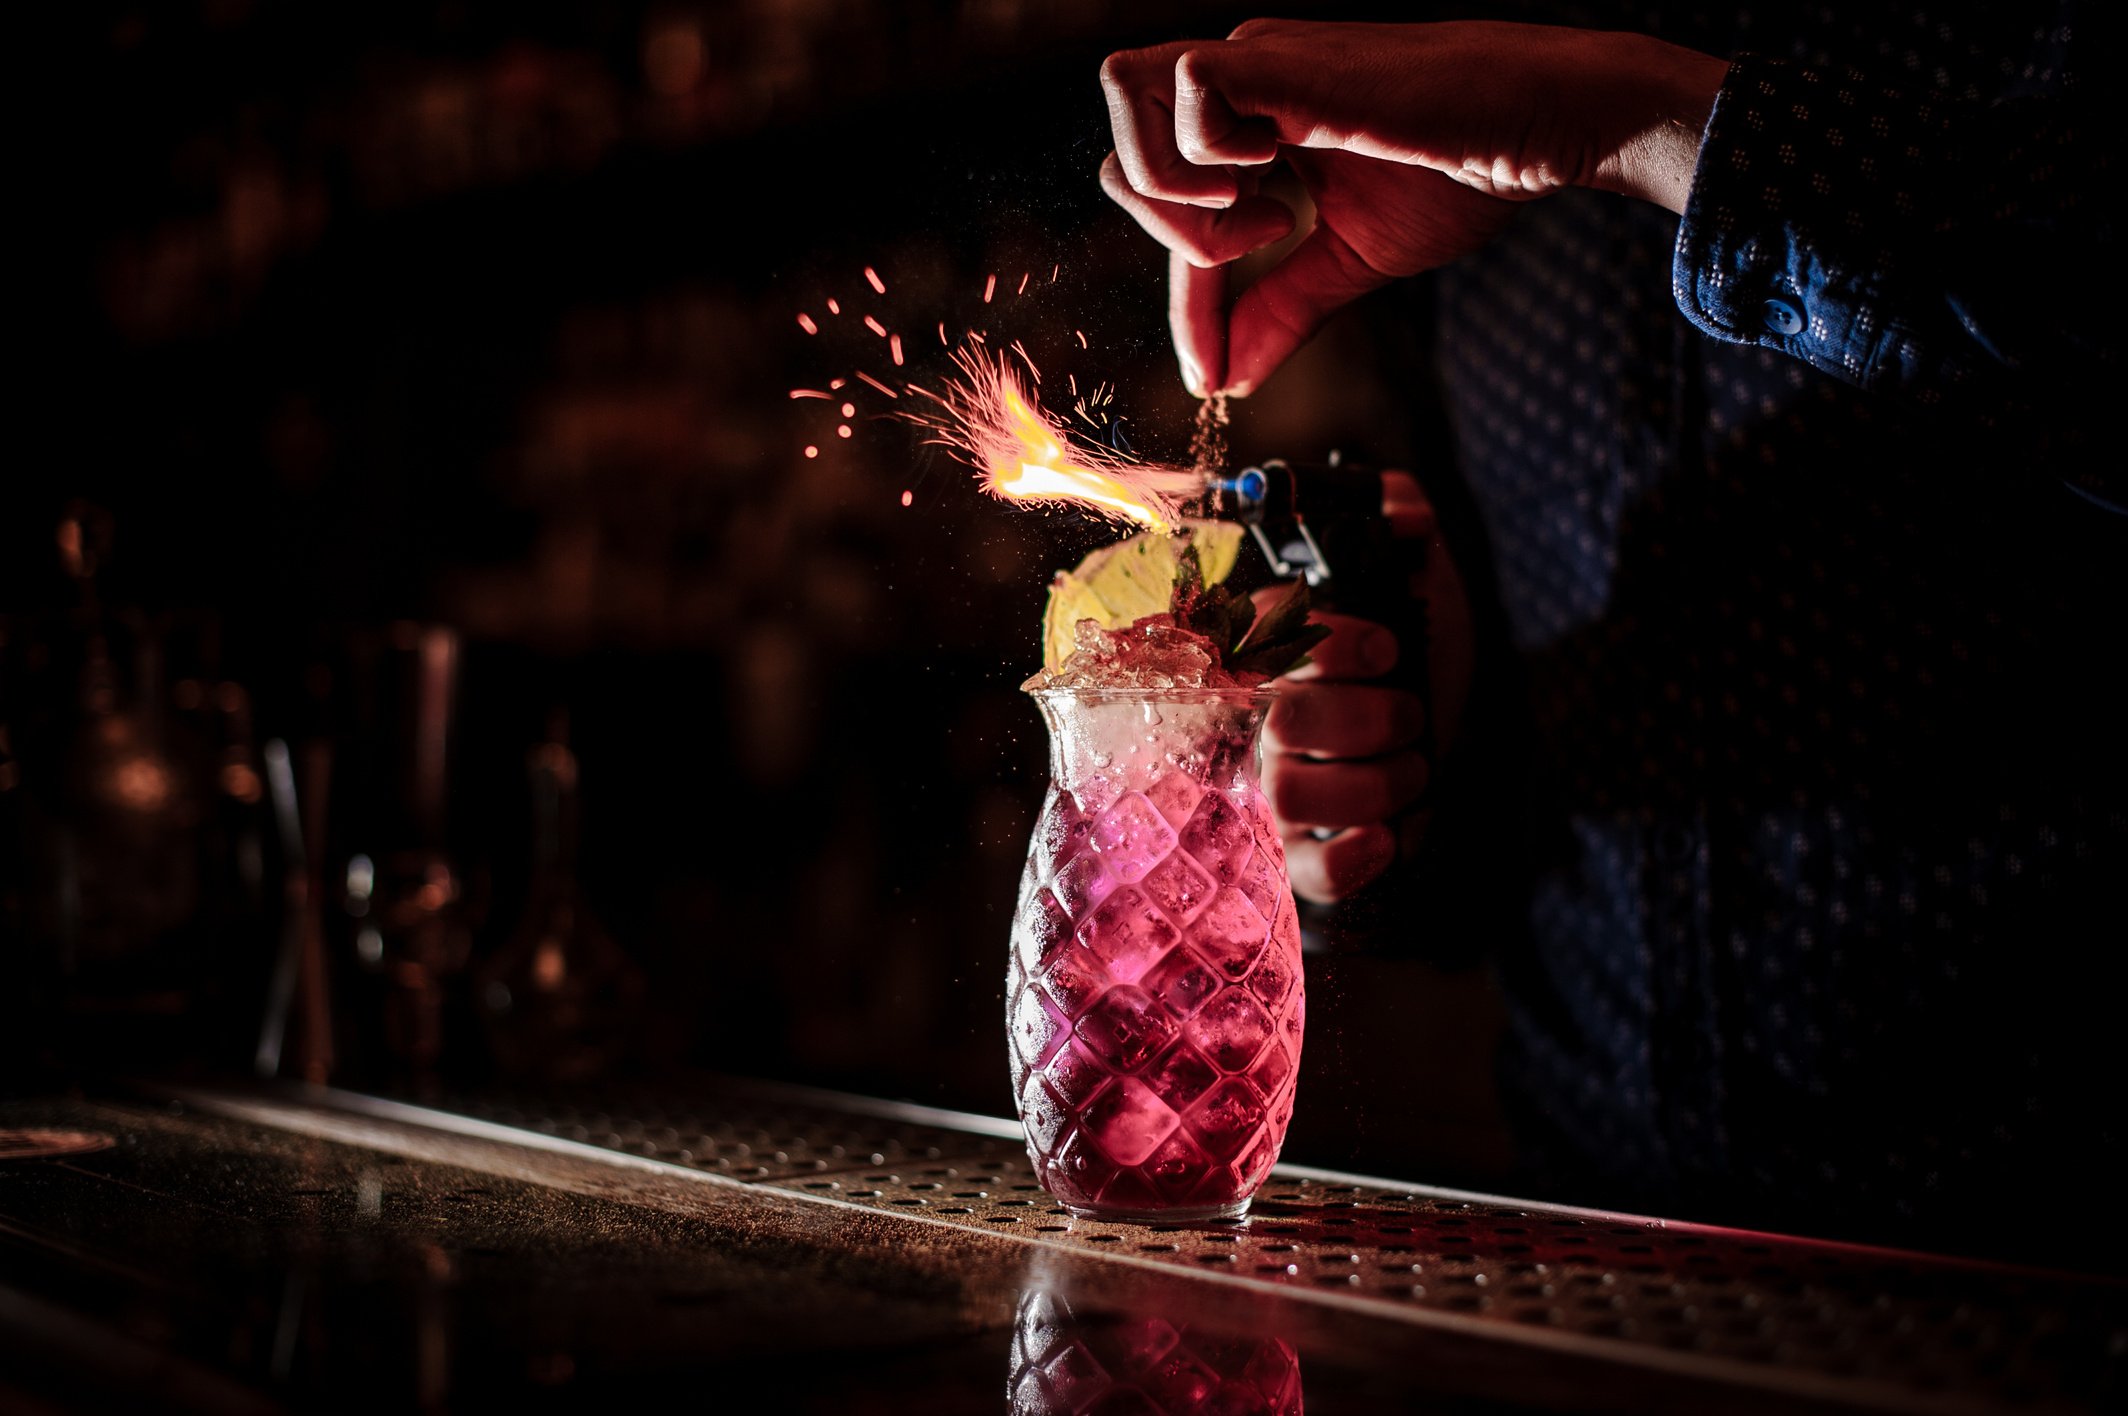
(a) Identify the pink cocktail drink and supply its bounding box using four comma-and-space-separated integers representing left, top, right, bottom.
1008, 685, 1304, 1221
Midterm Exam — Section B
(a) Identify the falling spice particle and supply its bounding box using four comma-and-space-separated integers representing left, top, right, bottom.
1190, 392, 1231, 480
855, 370, 899, 398
788, 388, 832, 400
983, 273, 997, 303
864, 315, 888, 337
837, 424, 852, 438
797, 313, 819, 335
864, 266, 886, 295
890, 333, 904, 367
900, 490, 913, 507
841, 402, 856, 418
826, 298, 841, 315
804, 445, 819, 459
1017, 271, 1031, 295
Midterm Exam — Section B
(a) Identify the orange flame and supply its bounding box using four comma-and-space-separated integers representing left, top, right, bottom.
908, 346, 1199, 531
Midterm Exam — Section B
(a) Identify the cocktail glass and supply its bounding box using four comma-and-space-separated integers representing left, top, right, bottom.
1008, 685, 1304, 1222
1008, 1289, 1304, 1414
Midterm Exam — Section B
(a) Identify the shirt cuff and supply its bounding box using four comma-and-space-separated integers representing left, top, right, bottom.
1672, 53, 1948, 395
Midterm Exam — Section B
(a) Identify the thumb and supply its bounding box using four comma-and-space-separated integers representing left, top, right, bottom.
1223, 222, 1393, 395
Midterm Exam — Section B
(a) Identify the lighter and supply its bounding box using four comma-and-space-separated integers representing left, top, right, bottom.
1199, 455, 1437, 955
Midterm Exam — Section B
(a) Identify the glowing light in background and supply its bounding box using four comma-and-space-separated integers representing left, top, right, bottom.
643, 20, 704, 96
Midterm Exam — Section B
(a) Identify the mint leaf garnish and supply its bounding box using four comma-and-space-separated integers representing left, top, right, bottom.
1168, 551, 1327, 680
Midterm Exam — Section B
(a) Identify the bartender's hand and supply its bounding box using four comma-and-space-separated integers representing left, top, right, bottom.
1098, 19, 1728, 394
1261, 472, 1474, 904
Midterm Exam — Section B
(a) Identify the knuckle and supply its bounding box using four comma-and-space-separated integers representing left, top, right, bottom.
1263, 761, 1315, 823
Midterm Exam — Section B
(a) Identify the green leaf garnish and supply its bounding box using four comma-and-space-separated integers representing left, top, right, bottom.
1169, 555, 1327, 680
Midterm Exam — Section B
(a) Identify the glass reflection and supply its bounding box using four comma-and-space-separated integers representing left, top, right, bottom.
1008, 1290, 1303, 1414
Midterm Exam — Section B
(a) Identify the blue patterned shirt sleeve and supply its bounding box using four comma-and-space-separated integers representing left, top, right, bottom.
1672, 44, 2118, 508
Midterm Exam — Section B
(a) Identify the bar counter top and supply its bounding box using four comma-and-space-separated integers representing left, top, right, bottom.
2, 1079, 2122, 1414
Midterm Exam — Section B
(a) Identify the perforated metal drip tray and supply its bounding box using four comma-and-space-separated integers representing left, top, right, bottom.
276, 1080, 2126, 1413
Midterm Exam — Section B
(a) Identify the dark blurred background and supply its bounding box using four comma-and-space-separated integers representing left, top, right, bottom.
6, 1, 1509, 1189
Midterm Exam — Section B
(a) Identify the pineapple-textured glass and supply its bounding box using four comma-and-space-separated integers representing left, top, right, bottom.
1008, 686, 1305, 1221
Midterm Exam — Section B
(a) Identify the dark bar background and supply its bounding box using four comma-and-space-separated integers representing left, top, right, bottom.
11, 1, 1510, 1188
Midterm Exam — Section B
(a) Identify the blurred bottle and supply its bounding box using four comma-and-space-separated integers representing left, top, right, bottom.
334, 622, 474, 1097
6, 503, 266, 1076
475, 709, 641, 1085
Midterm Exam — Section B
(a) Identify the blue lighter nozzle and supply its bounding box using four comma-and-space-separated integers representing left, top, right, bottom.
1206, 466, 1270, 519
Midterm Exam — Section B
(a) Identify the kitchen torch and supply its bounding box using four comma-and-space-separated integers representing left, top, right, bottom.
1198, 455, 1438, 954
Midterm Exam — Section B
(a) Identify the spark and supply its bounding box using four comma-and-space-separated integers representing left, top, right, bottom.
937, 321, 949, 346
983, 273, 996, 304
1051, 264, 1060, 282
1068, 374, 1078, 396
804, 445, 819, 458
789, 388, 832, 400
829, 378, 847, 390
797, 313, 819, 335
855, 370, 899, 398
1009, 340, 1040, 383
837, 424, 852, 439
900, 490, 913, 507
1075, 329, 1088, 348
902, 344, 1197, 531
840, 402, 856, 418
864, 266, 886, 295
826, 298, 841, 315
864, 315, 888, 337
1017, 271, 1030, 295
890, 333, 904, 367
